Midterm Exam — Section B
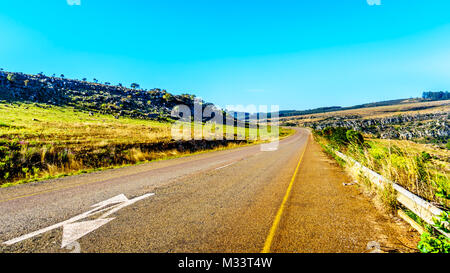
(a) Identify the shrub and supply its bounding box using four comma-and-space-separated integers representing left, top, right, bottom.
320, 127, 365, 148
418, 233, 450, 253
322, 127, 349, 146
418, 212, 450, 253
6, 73, 16, 82
420, 151, 432, 162
346, 129, 364, 145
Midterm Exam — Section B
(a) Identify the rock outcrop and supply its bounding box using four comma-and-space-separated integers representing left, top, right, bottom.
303, 113, 449, 141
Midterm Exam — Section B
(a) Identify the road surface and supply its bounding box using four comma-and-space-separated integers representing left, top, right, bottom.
0, 129, 419, 253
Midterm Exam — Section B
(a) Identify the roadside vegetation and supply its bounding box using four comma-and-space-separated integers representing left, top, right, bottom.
0, 102, 293, 187
313, 126, 449, 253
407, 209, 450, 253
314, 127, 448, 208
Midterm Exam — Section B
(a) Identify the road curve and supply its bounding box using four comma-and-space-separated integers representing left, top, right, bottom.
0, 128, 418, 253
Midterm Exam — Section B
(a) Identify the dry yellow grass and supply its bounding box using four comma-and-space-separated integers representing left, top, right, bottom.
0, 103, 173, 147
348, 138, 447, 206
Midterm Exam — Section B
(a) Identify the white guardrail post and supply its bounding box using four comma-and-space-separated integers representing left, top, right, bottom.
334, 150, 449, 238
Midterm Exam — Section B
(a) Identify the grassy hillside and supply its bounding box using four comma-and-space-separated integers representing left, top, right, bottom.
0, 102, 172, 146
0, 70, 220, 121
276, 98, 415, 118
281, 100, 449, 122
0, 102, 292, 187
277, 92, 448, 118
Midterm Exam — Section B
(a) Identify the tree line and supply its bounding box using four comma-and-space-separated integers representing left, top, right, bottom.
422, 91, 449, 100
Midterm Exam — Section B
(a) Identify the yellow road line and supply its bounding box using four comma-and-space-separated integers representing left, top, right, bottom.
261, 136, 308, 253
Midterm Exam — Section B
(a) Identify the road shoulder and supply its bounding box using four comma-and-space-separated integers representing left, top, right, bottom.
270, 135, 420, 253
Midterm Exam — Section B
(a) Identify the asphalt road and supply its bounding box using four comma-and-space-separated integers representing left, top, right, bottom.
0, 129, 419, 253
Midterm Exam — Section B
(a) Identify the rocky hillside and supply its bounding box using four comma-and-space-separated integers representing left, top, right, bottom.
303, 112, 449, 144
0, 71, 214, 121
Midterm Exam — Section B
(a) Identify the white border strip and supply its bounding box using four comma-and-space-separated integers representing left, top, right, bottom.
334, 151, 449, 238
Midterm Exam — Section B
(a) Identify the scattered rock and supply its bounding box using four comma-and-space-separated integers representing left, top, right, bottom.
366, 241, 383, 253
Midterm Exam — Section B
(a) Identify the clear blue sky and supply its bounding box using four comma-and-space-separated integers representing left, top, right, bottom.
1, 0, 450, 110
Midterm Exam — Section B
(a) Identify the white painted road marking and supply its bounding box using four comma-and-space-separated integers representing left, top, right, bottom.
91, 193, 129, 208
3, 192, 154, 247
215, 162, 235, 170
61, 218, 114, 248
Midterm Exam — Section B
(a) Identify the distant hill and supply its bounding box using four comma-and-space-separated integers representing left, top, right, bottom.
277, 98, 423, 118
277, 92, 449, 118
233, 98, 423, 121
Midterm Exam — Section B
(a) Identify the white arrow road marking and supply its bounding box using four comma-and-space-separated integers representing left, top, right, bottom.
99, 193, 154, 219
91, 194, 129, 208
3, 192, 154, 247
61, 218, 114, 248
